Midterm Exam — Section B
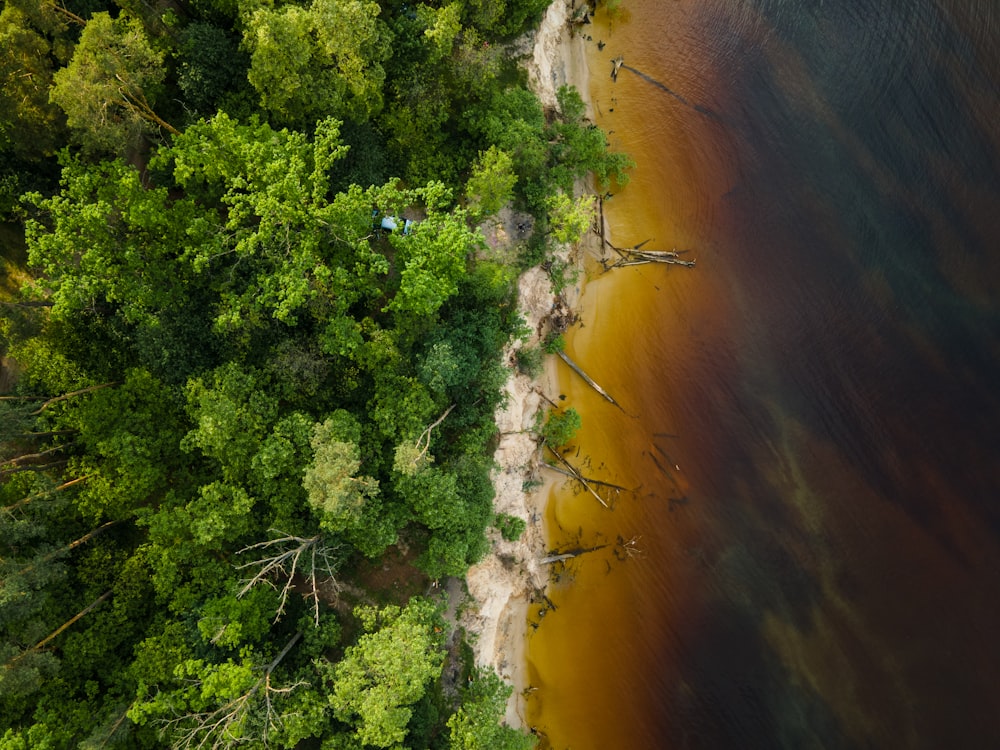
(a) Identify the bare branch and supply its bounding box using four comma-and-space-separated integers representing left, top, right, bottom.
7, 589, 112, 666
543, 445, 610, 508
158, 633, 304, 750
23, 382, 118, 415
48, 1, 87, 26
236, 531, 342, 626
413, 404, 455, 462
0, 444, 71, 470
614, 534, 644, 560
3, 475, 91, 516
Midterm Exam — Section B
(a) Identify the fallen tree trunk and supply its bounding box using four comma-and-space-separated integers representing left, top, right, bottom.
601, 244, 696, 271
8, 589, 113, 665
540, 543, 608, 565
544, 445, 610, 508
542, 462, 629, 493
555, 351, 624, 411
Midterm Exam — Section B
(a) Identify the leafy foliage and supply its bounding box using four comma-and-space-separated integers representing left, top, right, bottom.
0, 0, 629, 745
0, 5, 66, 162
244, 0, 393, 127
327, 599, 445, 748
448, 668, 536, 749
49, 12, 175, 155
175, 22, 250, 117
495, 513, 526, 542
465, 145, 517, 219
537, 406, 582, 449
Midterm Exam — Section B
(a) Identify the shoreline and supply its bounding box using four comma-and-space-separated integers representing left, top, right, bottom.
462, 0, 602, 729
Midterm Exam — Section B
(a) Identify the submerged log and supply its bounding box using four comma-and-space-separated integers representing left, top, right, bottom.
544, 445, 610, 508
555, 350, 625, 411
542, 462, 629, 493
600, 242, 696, 271
648, 444, 685, 497
540, 543, 608, 565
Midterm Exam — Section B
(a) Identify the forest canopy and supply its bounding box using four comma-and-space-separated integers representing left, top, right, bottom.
0, 0, 628, 747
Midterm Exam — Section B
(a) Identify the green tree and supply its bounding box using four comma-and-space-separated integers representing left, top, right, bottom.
417, 2, 462, 62
303, 412, 379, 534
129, 632, 307, 750
183, 363, 277, 484
175, 22, 250, 116
160, 113, 389, 332
65, 368, 189, 523
447, 668, 535, 750
327, 599, 445, 748
24, 155, 213, 328
545, 191, 594, 246
547, 85, 633, 192
388, 206, 480, 319
537, 406, 581, 449
465, 146, 517, 219
244, 0, 393, 126
49, 12, 178, 154
0, 5, 65, 161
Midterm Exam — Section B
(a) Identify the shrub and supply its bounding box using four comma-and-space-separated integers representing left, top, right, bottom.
495, 513, 526, 542
536, 407, 581, 448
543, 333, 565, 355
515, 345, 543, 377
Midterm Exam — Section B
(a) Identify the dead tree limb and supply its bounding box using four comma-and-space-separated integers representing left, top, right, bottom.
541, 462, 629, 493
413, 404, 455, 463
611, 55, 624, 81
7, 589, 113, 665
0, 459, 68, 476
614, 534, 644, 561
648, 445, 685, 497
544, 445, 609, 508
3, 475, 90, 516
600, 244, 696, 272
540, 543, 608, 565
236, 532, 342, 626
555, 351, 624, 411
1, 383, 120, 414
532, 387, 561, 410
0, 444, 71, 471
47, 1, 87, 26
14, 521, 119, 578
161, 631, 306, 750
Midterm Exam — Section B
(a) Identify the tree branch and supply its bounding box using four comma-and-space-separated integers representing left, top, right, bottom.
7, 589, 113, 666
236, 532, 342, 626
27, 382, 118, 415
3, 475, 91, 516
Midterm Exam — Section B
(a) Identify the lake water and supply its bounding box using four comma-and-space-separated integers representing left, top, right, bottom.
525, 1, 1000, 747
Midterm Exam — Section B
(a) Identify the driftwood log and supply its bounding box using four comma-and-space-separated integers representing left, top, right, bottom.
540, 543, 608, 565
591, 201, 696, 271
600, 238, 696, 271
543, 444, 610, 508
542, 462, 629, 493
555, 350, 625, 412
611, 55, 624, 81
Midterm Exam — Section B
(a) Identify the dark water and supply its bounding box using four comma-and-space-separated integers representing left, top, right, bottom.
527, 1, 1000, 747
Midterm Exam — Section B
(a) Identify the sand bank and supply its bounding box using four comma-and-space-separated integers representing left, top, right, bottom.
460, 0, 600, 729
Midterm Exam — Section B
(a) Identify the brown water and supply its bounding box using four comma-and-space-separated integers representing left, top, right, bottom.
526, 1, 1000, 748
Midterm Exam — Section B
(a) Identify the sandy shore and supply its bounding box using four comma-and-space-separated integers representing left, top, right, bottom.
460, 0, 598, 729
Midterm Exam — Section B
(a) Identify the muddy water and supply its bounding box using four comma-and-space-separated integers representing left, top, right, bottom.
525, 1, 1000, 748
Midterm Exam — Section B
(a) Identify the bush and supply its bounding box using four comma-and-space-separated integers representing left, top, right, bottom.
495, 513, 526, 542
543, 333, 565, 355
536, 407, 580, 448
515, 345, 543, 377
